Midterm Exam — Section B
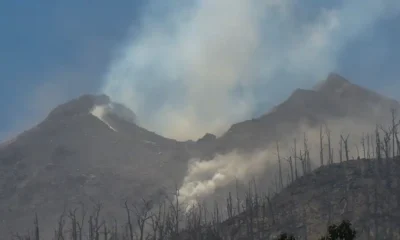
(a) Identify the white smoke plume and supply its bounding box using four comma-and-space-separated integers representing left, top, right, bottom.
177, 116, 394, 207
102, 0, 400, 141
90, 105, 118, 132
177, 150, 273, 206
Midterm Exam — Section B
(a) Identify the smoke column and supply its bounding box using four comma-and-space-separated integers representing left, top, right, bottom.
102, 0, 400, 141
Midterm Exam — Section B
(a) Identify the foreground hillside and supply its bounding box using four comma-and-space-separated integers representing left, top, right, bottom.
219, 158, 400, 240
13, 157, 400, 240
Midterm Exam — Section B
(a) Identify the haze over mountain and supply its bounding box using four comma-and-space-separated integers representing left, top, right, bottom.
1, 73, 399, 238
176, 73, 400, 207
3, 1, 400, 143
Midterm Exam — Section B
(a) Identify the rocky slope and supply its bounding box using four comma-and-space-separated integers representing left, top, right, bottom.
220, 158, 400, 240
0, 94, 193, 237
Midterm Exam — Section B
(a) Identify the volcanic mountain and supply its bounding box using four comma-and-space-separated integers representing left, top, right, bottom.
0, 94, 193, 237
0, 73, 399, 238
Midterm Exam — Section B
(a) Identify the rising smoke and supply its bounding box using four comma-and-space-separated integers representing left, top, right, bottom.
102, 0, 400, 141
177, 116, 395, 208
177, 150, 274, 207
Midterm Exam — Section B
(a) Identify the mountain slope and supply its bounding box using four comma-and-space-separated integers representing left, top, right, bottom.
219, 158, 400, 240
209, 73, 400, 155
0, 94, 192, 237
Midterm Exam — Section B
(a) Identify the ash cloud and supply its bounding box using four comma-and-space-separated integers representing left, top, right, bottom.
102, 0, 400, 141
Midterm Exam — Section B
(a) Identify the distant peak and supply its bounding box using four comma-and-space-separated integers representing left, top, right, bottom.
326, 72, 350, 84
313, 73, 351, 93
197, 133, 217, 143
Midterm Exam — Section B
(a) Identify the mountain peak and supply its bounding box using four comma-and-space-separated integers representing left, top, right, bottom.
47, 94, 111, 120
313, 72, 351, 95
197, 133, 217, 143
326, 72, 350, 83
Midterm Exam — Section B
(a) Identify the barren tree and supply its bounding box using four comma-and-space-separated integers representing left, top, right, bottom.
55, 209, 66, 240
34, 213, 39, 240
303, 133, 311, 173
320, 125, 324, 166
235, 178, 241, 215
391, 108, 399, 158
68, 208, 78, 240
276, 142, 283, 190
286, 156, 294, 184
341, 134, 350, 162
339, 137, 343, 163
361, 133, 366, 159
293, 138, 298, 180
376, 126, 382, 163
367, 133, 371, 159
91, 203, 104, 240
77, 203, 86, 240
266, 193, 276, 225
133, 198, 153, 240
226, 192, 233, 219
124, 201, 134, 240
325, 124, 333, 164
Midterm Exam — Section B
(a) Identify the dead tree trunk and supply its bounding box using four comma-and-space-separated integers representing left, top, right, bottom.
339, 137, 343, 163
294, 138, 298, 180
320, 125, 324, 166
395, 126, 400, 158
367, 133, 371, 159
103, 223, 108, 240
77, 203, 86, 240
341, 134, 350, 162
276, 142, 283, 190
391, 109, 398, 159
299, 150, 306, 176
124, 201, 134, 240
236, 178, 241, 214
68, 209, 78, 240
287, 156, 294, 184
89, 216, 93, 240
304, 133, 311, 173
355, 144, 360, 160
361, 133, 366, 159
92, 203, 102, 240
227, 192, 233, 219
266, 194, 275, 225
34, 213, 39, 240
326, 125, 333, 164
133, 198, 153, 240
376, 126, 382, 164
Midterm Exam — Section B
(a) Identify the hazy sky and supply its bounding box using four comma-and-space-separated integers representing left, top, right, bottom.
1, 0, 400, 141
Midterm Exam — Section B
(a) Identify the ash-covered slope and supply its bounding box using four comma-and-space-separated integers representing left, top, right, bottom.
210, 73, 400, 155
0, 94, 192, 237
220, 158, 400, 240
